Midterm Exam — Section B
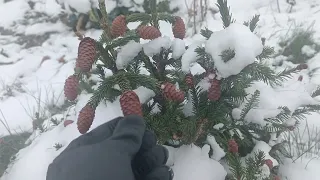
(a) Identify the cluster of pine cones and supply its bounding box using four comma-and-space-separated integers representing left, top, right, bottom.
111, 15, 186, 40
63, 13, 222, 134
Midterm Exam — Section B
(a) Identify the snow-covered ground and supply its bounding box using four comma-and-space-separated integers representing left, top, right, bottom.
1, 0, 320, 179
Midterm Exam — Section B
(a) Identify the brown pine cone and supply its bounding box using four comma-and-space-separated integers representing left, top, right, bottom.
77, 104, 96, 134
264, 159, 273, 169
120, 90, 143, 116
274, 176, 280, 180
63, 120, 74, 127
208, 79, 221, 101
161, 82, 185, 103
172, 16, 186, 39
111, 15, 127, 38
185, 73, 194, 88
228, 139, 238, 153
137, 26, 161, 40
295, 63, 308, 70
64, 75, 79, 101
77, 37, 96, 72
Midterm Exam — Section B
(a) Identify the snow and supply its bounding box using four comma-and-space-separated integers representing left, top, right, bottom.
143, 36, 172, 57
206, 135, 226, 161
133, 86, 155, 104
196, 77, 211, 92
1, 0, 320, 180
245, 141, 279, 168
231, 108, 242, 120
171, 145, 227, 180
205, 23, 263, 78
24, 22, 68, 35
0, 0, 29, 28
172, 38, 186, 59
213, 123, 224, 130
58, 0, 98, 13
182, 90, 194, 117
181, 43, 201, 73
116, 40, 142, 70
243, 80, 318, 127
301, 45, 317, 57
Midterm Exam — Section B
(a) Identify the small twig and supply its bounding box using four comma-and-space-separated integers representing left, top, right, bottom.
305, 157, 319, 169
0, 109, 12, 135
276, 0, 281, 13
193, 0, 197, 34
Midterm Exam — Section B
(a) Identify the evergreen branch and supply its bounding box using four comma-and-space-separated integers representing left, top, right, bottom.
240, 90, 260, 120
264, 125, 285, 133
126, 13, 152, 23
221, 74, 254, 106
273, 66, 301, 86
220, 49, 235, 62
265, 106, 291, 124
311, 86, 320, 98
141, 53, 161, 80
226, 153, 244, 180
244, 150, 265, 179
157, 13, 175, 23
257, 46, 274, 60
195, 47, 214, 70
190, 86, 202, 116
95, 41, 117, 72
200, 28, 213, 39
243, 14, 260, 32
292, 104, 320, 122
216, 0, 235, 28
88, 75, 120, 107
245, 62, 277, 85
106, 31, 139, 49
124, 72, 159, 93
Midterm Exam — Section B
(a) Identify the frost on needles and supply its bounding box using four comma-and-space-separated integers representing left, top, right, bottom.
62, 0, 320, 179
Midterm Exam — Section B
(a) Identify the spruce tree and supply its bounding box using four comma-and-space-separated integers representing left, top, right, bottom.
63, 0, 320, 179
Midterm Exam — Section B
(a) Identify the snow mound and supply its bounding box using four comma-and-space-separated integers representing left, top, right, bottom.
143, 36, 172, 56
172, 38, 186, 59
171, 145, 227, 180
116, 40, 142, 69
181, 43, 201, 73
205, 23, 263, 78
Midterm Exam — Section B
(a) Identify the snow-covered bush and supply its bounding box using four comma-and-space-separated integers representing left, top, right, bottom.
277, 28, 320, 65
61, 0, 320, 179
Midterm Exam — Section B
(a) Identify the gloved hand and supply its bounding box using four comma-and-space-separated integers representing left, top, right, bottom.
46, 115, 173, 180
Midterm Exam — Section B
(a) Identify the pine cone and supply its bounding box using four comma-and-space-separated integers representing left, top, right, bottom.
185, 73, 194, 88
63, 120, 74, 127
77, 104, 96, 134
295, 63, 308, 70
111, 15, 127, 38
137, 26, 161, 40
264, 159, 273, 169
172, 16, 186, 39
298, 75, 303, 81
274, 176, 280, 180
208, 79, 221, 101
64, 75, 79, 101
288, 126, 295, 131
76, 37, 96, 72
120, 90, 143, 116
228, 139, 238, 153
161, 82, 185, 103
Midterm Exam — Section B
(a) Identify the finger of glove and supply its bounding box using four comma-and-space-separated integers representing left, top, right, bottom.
107, 115, 146, 156
144, 166, 173, 180
63, 117, 122, 152
140, 130, 157, 152
133, 145, 169, 177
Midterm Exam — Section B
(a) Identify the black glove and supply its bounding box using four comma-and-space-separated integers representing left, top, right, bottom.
46, 115, 173, 180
